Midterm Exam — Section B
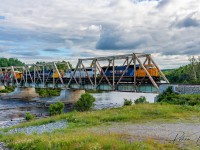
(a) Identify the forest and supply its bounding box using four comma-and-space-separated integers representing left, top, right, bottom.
163, 56, 200, 84
0, 58, 25, 67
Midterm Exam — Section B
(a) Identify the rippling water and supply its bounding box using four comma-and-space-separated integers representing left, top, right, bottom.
0, 92, 158, 122
92, 92, 158, 109
0, 100, 48, 122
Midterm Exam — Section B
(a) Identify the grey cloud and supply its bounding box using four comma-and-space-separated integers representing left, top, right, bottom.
43, 49, 62, 52
96, 25, 153, 50
10, 51, 40, 56
175, 17, 200, 28
157, 0, 171, 8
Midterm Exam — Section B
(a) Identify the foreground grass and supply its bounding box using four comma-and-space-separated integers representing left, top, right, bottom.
1, 103, 200, 149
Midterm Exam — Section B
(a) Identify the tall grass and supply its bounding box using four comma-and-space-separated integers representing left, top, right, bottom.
1, 130, 178, 150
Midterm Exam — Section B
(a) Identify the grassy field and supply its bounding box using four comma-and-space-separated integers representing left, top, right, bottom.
1, 103, 200, 149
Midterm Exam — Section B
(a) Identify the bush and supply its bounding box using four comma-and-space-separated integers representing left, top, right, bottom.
157, 87, 200, 106
25, 112, 35, 121
123, 99, 132, 106
49, 101, 65, 116
134, 96, 148, 104
75, 93, 95, 111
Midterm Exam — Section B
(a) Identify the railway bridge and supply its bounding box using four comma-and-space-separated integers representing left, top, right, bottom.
0, 53, 169, 101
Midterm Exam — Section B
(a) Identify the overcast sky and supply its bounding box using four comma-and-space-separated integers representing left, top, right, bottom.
0, 0, 200, 68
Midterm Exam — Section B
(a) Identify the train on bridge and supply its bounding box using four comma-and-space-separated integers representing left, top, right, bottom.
0, 64, 160, 83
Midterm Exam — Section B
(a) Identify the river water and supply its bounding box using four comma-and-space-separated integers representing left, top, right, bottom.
0, 92, 157, 123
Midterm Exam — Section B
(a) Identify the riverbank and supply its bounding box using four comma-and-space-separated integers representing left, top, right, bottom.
1, 103, 200, 149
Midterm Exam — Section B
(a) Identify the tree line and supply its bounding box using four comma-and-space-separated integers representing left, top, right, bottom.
163, 56, 200, 84
0, 58, 25, 67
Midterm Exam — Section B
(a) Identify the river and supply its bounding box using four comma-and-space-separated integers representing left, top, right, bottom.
0, 92, 158, 124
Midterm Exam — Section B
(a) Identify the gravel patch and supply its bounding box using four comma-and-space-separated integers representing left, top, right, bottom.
91, 123, 200, 145
0, 142, 10, 150
0, 119, 23, 129
8, 121, 67, 134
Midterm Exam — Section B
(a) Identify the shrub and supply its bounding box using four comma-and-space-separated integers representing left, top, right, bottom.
75, 93, 95, 111
156, 87, 200, 106
49, 101, 65, 116
123, 99, 132, 106
134, 96, 148, 104
25, 112, 35, 121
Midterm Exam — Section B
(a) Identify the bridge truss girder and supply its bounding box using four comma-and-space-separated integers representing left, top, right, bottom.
67, 53, 169, 92
0, 61, 72, 88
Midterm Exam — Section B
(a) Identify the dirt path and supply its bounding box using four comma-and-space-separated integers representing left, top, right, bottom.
91, 122, 200, 147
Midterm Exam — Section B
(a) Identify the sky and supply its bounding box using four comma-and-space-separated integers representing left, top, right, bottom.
0, 0, 200, 69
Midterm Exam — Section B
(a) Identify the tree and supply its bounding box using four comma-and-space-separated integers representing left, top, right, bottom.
49, 101, 65, 116
75, 93, 95, 111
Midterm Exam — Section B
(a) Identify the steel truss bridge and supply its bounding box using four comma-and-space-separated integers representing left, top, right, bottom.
0, 53, 169, 93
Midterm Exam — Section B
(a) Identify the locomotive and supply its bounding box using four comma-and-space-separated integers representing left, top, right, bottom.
101, 64, 159, 81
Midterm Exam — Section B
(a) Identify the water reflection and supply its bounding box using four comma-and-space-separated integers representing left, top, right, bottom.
92, 92, 158, 109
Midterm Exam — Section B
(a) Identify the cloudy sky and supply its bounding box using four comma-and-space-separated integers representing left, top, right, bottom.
0, 0, 200, 68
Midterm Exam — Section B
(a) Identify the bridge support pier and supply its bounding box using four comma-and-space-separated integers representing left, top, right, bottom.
0, 85, 5, 91
55, 89, 85, 102
1, 87, 39, 100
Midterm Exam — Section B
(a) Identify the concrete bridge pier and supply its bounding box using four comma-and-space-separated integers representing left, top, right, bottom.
0, 85, 5, 91
54, 89, 85, 103
1, 87, 39, 100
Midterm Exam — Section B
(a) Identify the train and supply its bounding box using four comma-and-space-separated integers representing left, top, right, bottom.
101, 64, 159, 81
1, 64, 160, 82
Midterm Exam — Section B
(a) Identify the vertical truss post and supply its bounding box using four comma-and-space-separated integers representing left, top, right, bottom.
96, 61, 112, 88
136, 56, 159, 91
94, 60, 97, 88
25, 66, 28, 86
117, 58, 133, 84
67, 59, 80, 88
34, 65, 36, 87
149, 55, 169, 83
53, 67, 55, 88
112, 59, 115, 90
27, 66, 33, 84
53, 62, 65, 88
11, 66, 19, 87
134, 54, 137, 92
81, 62, 94, 86
43, 65, 45, 88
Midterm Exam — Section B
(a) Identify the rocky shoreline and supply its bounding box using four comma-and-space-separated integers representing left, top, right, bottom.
0, 119, 23, 129
8, 121, 67, 134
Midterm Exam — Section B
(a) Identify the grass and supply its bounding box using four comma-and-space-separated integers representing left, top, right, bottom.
1, 131, 178, 150
0, 86, 15, 93
1, 103, 200, 149
2, 103, 200, 131
35, 88, 61, 97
